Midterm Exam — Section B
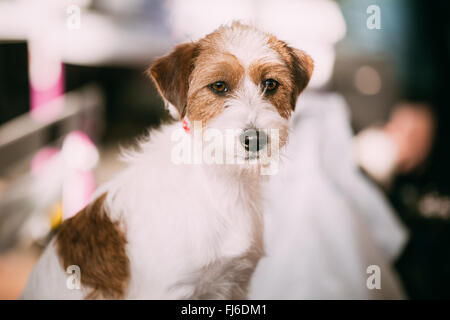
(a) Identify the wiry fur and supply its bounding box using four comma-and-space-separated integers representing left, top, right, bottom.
22, 22, 313, 299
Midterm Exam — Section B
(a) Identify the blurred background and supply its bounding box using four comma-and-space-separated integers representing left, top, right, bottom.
0, 0, 449, 299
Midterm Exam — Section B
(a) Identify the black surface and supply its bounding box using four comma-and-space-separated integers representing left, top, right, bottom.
0, 41, 29, 125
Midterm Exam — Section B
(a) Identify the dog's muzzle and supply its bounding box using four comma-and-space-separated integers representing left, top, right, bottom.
239, 128, 268, 152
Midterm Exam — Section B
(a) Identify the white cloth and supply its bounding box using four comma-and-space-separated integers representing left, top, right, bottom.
249, 91, 408, 299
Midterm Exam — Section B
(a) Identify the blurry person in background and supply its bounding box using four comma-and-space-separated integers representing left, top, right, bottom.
346, 0, 450, 298
386, 0, 450, 299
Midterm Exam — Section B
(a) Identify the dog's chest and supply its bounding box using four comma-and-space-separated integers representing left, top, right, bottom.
176, 197, 263, 299
122, 170, 262, 299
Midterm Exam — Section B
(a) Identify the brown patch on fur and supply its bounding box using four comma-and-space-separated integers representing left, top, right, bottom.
267, 36, 314, 109
148, 42, 199, 117
248, 60, 294, 119
186, 51, 244, 123
56, 194, 129, 299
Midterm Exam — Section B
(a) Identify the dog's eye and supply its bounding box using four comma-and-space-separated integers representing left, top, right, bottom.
262, 79, 279, 93
209, 81, 229, 95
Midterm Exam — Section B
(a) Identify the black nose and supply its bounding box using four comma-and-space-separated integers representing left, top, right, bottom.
240, 128, 268, 152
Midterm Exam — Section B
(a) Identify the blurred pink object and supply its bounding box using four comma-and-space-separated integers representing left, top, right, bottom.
30, 64, 65, 122
31, 147, 60, 176
28, 27, 65, 122
61, 131, 99, 219
62, 170, 96, 220
30, 131, 99, 221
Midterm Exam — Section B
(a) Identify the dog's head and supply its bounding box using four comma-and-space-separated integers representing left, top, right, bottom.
149, 22, 313, 174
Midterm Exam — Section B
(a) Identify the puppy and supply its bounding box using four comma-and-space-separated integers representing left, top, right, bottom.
22, 22, 313, 299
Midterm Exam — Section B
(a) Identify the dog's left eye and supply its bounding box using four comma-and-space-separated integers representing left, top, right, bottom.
262, 79, 279, 93
209, 81, 229, 95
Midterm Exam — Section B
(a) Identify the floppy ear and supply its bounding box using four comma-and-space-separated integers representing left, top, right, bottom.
148, 42, 198, 118
289, 48, 314, 96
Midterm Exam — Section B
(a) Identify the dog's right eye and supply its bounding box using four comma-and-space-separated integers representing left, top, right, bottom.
209, 81, 229, 95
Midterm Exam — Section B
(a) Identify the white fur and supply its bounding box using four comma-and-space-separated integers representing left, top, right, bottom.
22, 25, 291, 299
22, 122, 268, 299
219, 24, 282, 68
106, 124, 264, 298
21, 237, 85, 299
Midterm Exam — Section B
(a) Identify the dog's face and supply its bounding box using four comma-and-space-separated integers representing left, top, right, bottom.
150, 23, 313, 172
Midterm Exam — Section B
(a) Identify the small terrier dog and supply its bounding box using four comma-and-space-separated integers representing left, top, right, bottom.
22, 22, 313, 299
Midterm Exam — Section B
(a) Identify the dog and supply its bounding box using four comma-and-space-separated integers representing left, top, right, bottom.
22, 22, 313, 299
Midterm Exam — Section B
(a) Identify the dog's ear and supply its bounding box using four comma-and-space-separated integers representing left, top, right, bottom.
148, 42, 198, 118
289, 48, 314, 96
